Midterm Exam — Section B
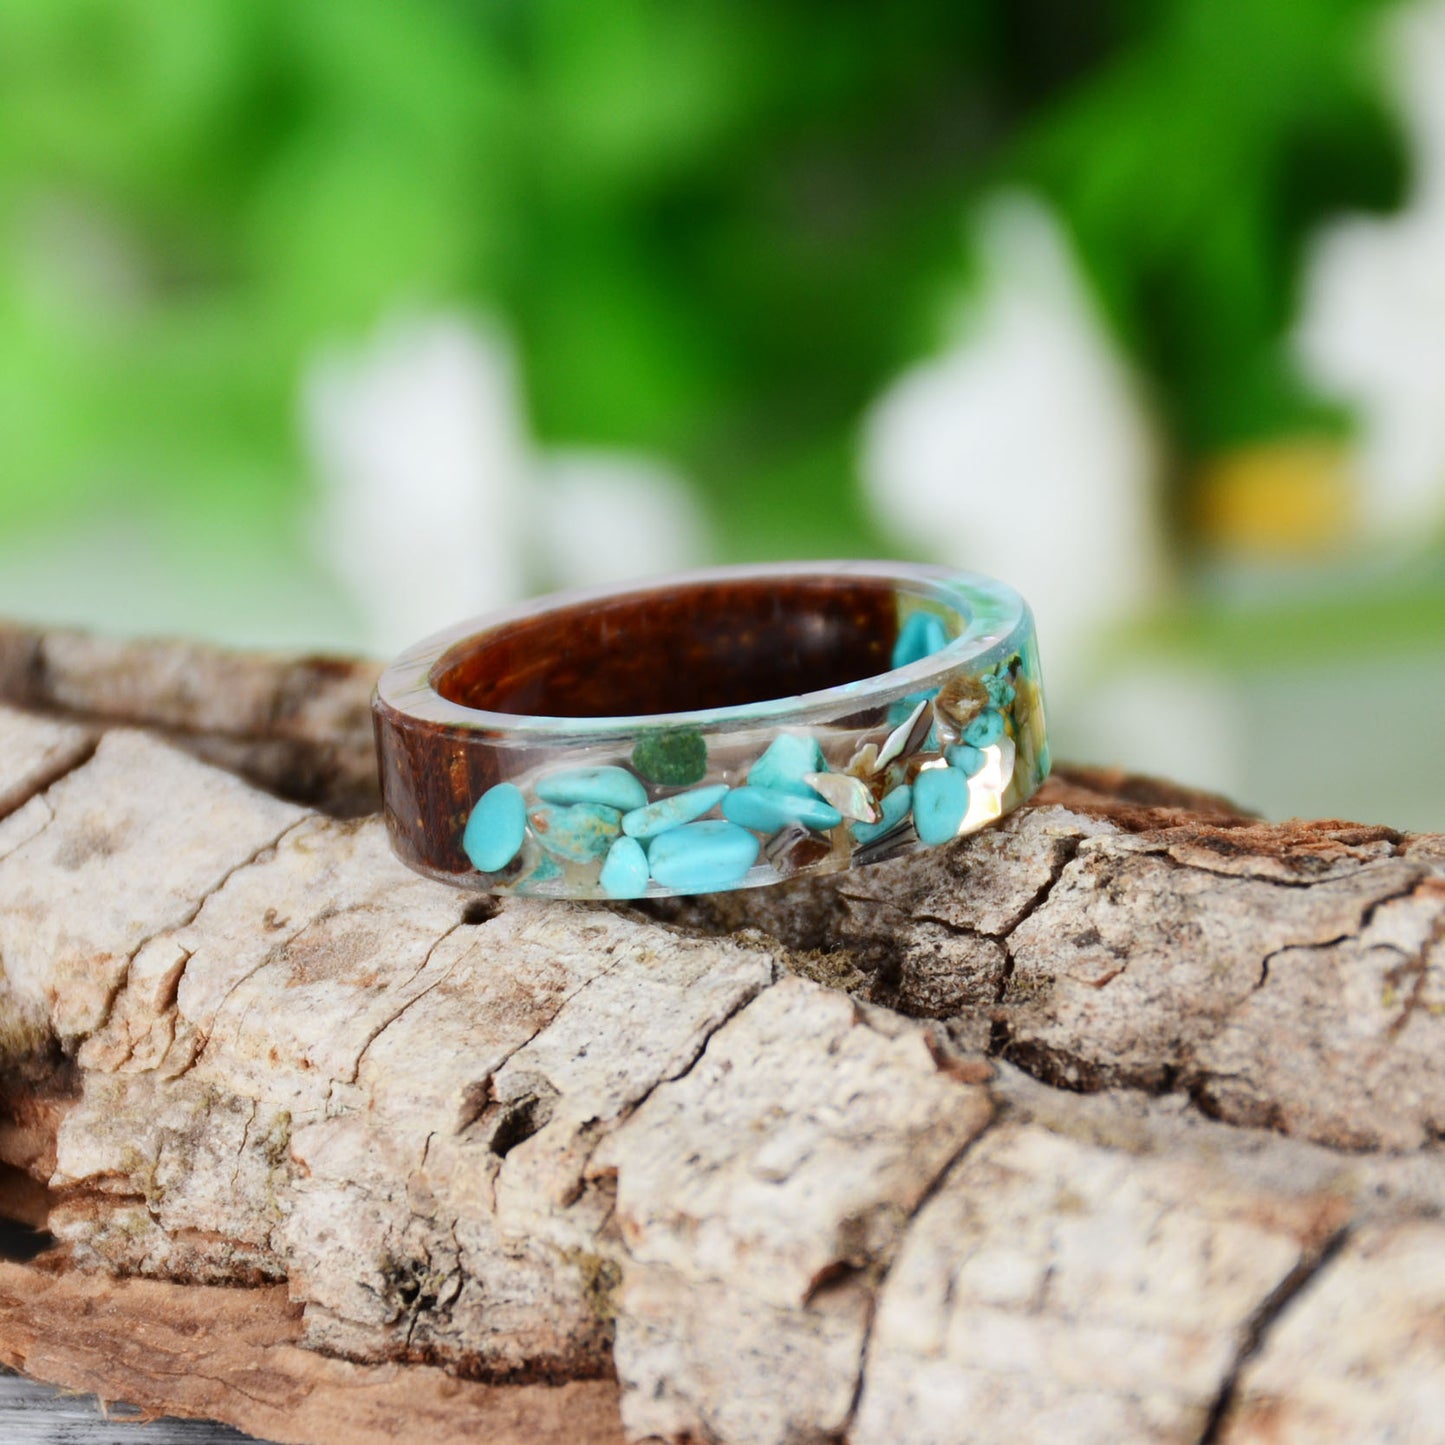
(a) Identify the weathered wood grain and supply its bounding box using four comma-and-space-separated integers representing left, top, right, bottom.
0, 1264, 621, 1445
0, 623, 1442, 1444
0, 622, 380, 817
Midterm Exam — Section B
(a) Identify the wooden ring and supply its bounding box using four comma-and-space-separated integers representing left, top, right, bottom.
372, 560, 1049, 897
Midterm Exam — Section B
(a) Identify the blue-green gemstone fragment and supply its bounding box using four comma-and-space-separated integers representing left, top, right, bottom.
746, 733, 826, 796
535, 765, 648, 812
723, 785, 843, 835
463, 782, 527, 872
622, 783, 730, 839
913, 767, 970, 845
984, 673, 1016, 707
529, 802, 622, 862
945, 743, 984, 777
648, 820, 760, 892
852, 783, 912, 846
527, 855, 564, 886
963, 708, 1005, 747
599, 835, 650, 898
891, 611, 948, 668
632, 728, 708, 785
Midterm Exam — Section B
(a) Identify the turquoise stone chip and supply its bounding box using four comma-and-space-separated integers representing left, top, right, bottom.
599, 835, 650, 898
723, 785, 843, 835
852, 783, 912, 846
891, 611, 948, 668
963, 708, 1005, 747
535, 765, 648, 812
529, 802, 622, 862
526, 855, 564, 886
945, 743, 984, 777
647, 820, 760, 892
746, 733, 826, 796
913, 767, 970, 845
622, 783, 730, 840
463, 782, 527, 872
984, 673, 1016, 707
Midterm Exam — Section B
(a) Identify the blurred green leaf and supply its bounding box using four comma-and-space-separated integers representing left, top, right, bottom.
0, 0, 1409, 563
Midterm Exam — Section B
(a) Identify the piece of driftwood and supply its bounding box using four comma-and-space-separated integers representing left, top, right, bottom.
0, 622, 1442, 1445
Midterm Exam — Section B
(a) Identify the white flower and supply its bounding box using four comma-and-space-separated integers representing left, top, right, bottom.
533, 450, 711, 592
303, 313, 711, 654
860, 191, 1163, 694
1294, 0, 1445, 539
304, 314, 530, 656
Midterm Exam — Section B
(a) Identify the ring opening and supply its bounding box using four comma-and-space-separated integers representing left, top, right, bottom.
432, 575, 960, 719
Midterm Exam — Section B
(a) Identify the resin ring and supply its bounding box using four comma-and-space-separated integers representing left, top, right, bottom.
372, 560, 1050, 899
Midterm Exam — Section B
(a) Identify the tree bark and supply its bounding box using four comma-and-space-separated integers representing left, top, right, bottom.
0, 622, 1441, 1444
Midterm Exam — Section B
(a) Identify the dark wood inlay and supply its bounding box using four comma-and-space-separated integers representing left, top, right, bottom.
432, 577, 903, 719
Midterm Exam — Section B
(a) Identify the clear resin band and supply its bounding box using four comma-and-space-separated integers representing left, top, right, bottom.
372, 560, 1049, 898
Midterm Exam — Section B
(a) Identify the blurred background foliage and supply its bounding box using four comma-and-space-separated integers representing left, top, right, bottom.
0, 0, 1442, 824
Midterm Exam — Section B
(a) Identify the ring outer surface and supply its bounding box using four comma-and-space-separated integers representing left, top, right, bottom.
372, 560, 1049, 899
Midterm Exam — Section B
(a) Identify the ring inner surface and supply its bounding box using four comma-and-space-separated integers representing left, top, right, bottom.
433, 576, 956, 719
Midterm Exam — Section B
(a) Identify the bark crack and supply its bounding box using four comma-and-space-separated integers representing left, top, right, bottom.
0, 729, 97, 828
988, 861, 1445, 1117
561, 958, 782, 1205
1254, 934, 1354, 991
186, 902, 347, 1076
453, 935, 664, 1138
89, 813, 316, 1044
993, 836, 1084, 998
839, 1109, 1001, 1437
0, 795, 56, 864
1196, 1225, 1352, 1445
346, 921, 470, 1084
1149, 845, 1414, 893
1385, 897, 1445, 1040
229, 1099, 258, 1202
